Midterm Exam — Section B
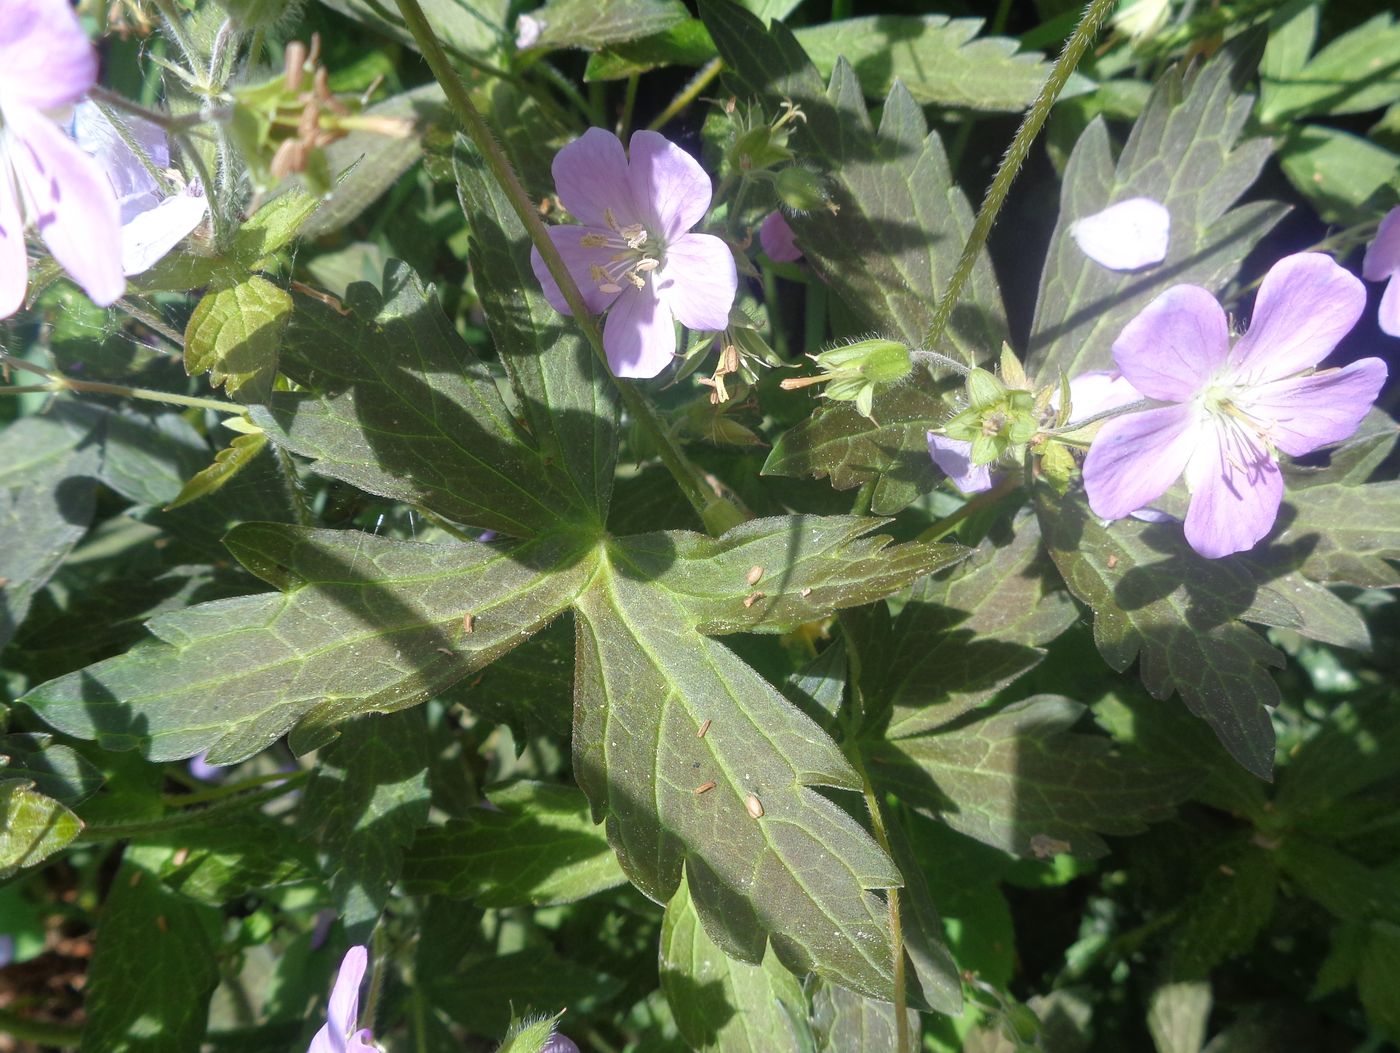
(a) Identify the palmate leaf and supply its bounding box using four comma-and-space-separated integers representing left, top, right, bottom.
20, 526, 595, 763
1027, 39, 1286, 381
253, 263, 599, 538
1277, 480, 1400, 588
1035, 486, 1283, 778
700, 0, 1007, 359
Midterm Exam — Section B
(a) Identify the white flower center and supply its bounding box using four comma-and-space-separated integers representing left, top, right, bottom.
582, 208, 662, 294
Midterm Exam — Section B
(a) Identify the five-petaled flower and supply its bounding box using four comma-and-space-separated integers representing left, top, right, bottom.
310, 945, 378, 1053
0, 0, 124, 317
1362, 206, 1400, 337
530, 128, 737, 379
1083, 252, 1386, 558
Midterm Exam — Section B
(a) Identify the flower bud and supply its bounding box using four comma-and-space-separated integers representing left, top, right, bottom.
212, 0, 296, 28
731, 126, 792, 173
774, 167, 829, 213
779, 338, 912, 420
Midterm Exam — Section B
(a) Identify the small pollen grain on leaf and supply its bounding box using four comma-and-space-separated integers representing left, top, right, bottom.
172, 848, 190, 867
746, 565, 764, 586
746, 794, 764, 818
800, 587, 812, 598
695, 780, 716, 795
697, 718, 712, 738
743, 591, 766, 609
1106, 554, 1118, 569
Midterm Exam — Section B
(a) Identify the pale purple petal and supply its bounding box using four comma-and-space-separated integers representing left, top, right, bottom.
1379, 275, 1400, 338
1111, 285, 1229, 401
542, 1036, 581, 1053
1227, 252, 1366, 384
1064, 370, 1142, 424
1083, 403, 1200, 520
1240, 357, 1387, 457
552, 128, 639, 229
529, 225, 622, 316
627, 130, 711, 241
654, 232, 736, 332
8, 106, 124, 307
309, 946, 368, 1053
603, 283, 675, 378
0, 0, 96, 111
0, 171, 26, 318
122, 186, 208, 275
1070, 197, 1170, 271
1183, 424, 1282, 558
347, 1029, 378, 1052
1362, 207, 1400, 282
73, 101, 170, 221
927, 433, 993, 494
760, 211, 802, 262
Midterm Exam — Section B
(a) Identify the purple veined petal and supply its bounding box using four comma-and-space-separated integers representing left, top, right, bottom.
1083, 403, 1201, 520
1362, 206, 1400, 282
627, 130, 712, 242
0, 165, 27, 318
312, 946, 368, 1053
1239, 356, 1387, 457
529, 225, 623, 316
654, 232, 736, 332
0, 0, 97, 112
1111, 284, 1230, 402
552, 128, 639, 230
73, 100, 170, 216
7, 105, 124, 307
927, 432, 994, 494
1379, 274, 1400, 338
122, 186, 208, 275
1063, 370, 1142, 424
1069, 196, 1170, 271
759, 211, 802, 263
1182, 420, 1283, 558
1227, 252, 1366, 384
603, 282, 675, 378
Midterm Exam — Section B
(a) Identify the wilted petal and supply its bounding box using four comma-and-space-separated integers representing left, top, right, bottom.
1182, 423, 1282, 558
1241, 357, 1387, 457
0, 0, 97, 111
0, 170, 26, 318
1111, 285, 1229, 401
627, 130, 711, 241
655, 232, 735, 332
1070, 197, 1170, 271
604, 283, 675, 378
927, 433, 993, 494
1362, 206, 1400, 282
552, 128, 639, 229
1083, 403, 1200, 520
759, 211, 802, 262
1379, 275, 1400, 338
8, 106, 124, 306
529, 225, 622, 316
121, 186, 208, 275
1228, 252, 1365, 384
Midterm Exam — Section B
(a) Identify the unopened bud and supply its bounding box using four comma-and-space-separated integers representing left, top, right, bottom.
774, 167, 829, 213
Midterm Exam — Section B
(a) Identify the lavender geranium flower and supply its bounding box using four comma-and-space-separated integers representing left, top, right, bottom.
0, 0, 124, 317
73, 101, 208, 276
1362, 206, 1400, 337
759, 210, 802, 262
1070, 197, 1170, 271
310, 946, 378, 1053
1083, 252, 1386, 558
530, 128, 737, 378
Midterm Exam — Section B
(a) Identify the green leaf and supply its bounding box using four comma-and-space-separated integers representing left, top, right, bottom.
1035, 487, 1284, 779
1276, 836, 1400, 924
402, 779, 626, 905
496, 1013, 567, 1053
184, 275, 291, 404
448, 615, 575, 740
20, 526, 592, 763
810, 979, 918, 1053
80, 850, 221, 1053
1258, 12, 1400, 122
1257, 0, 1318, 112
701, 0, 1007, 358
318, 0, 511, 60
585, 19, 719, 80
1358, 922, 1400, 1039
1277, 480, 1400, 587
302, 708, 432, 939
1169, 843, 1276, 978
1278, 125, 1400, 224
762, 385, 949, 513
531, 0, 690, 50
149, 813, 317, 904
1276, 698, 1400, 820
0, 734, 103, 805
98, 410, 210, 508
0, 405, 102, 650
166, 430, 269, 510
873, 695, 1195, 858
1027, 41, 1285, 380
455, 135, 618, 523
792, 15, 1058, 112
255, 263, 594, 538
883, 813, 963, 1014
0, 779, 82, 875
430, 948, 622, 1037
660, 871, 807, 1053
878, 518, 1079, 738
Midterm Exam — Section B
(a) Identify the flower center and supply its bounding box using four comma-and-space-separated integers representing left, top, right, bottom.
1200, 380, 1278, 477
581, 208, 662, 295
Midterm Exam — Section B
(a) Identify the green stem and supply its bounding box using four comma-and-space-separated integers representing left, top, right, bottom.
618, 74, 640, 137
0, 1009, 82, 1047
161, 769, 301, 807
0, 354, 245, 416
648, 57, 724, 131
88, 85, 215, 135
394, 0, 724, 528
151, 0, 201, 68
915, 474, 1020, 543
118, 298, 186, 353
80, 777, 305, 843
922, 0, 1118, 355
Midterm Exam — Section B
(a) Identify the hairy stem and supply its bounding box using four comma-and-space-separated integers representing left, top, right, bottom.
0, 355, 246, 416
394, 0, 727, 528
922, 0, 1118, 354
648, 57, 724, 131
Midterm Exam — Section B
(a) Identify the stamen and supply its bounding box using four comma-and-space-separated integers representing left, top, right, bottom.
579, 233, 609, 248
